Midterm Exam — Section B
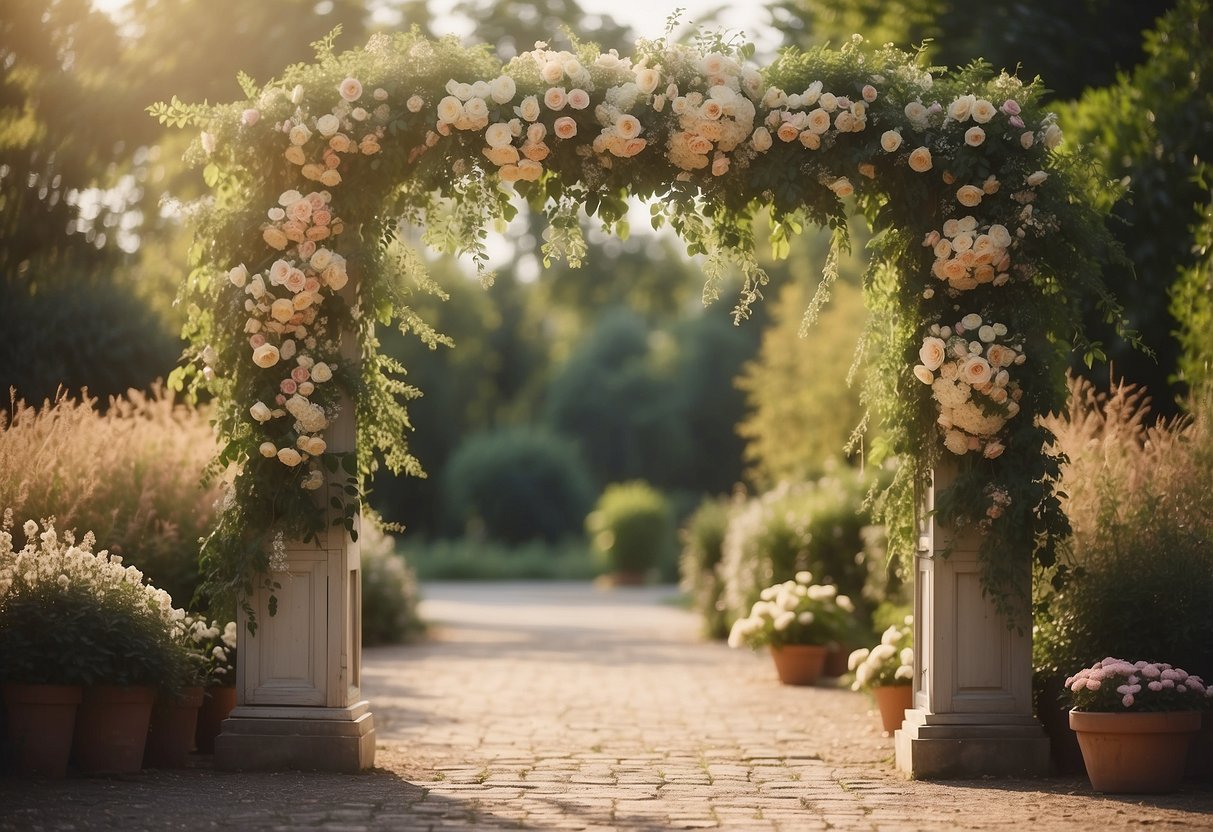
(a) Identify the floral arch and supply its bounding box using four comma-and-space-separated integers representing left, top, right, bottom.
156, 28, 1127, 623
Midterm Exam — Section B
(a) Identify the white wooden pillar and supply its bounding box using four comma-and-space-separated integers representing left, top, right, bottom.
215, 277, 376, 772
895, 465, 1049, 778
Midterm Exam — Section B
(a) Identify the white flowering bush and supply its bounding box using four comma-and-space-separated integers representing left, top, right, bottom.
153, 26, 1133, 625
1066, 658, 1213, 713
727, 572, 856, 650
848, 617, 914, 691
174, 615, 238, 687
0, 513, 189, 691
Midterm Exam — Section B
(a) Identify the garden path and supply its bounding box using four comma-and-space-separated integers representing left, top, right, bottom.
2, 581, 1211, 831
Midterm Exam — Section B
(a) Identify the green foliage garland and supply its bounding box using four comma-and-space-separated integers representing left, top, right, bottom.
156, 27, 1130, 625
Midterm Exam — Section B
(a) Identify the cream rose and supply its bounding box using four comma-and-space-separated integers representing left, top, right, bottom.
515, 95, 540, 122
567, 88, 590, 110
407, 95, 424, 113
276, 447, 303, 467
338, 77, 363, 102
310, 362, 333, 383
964, 126, 985, 147
798, 130, 821, 150
635, 68, 660, 95
961, 355, 993, 386
289, 124, 312, 146
250, 402, 273, 422
908, 146, 933, 172
615, 114, 642, 140
1044, 123, 1063, 149
252, 344, 280, 369
913, 365, 935, 385
485, 122, 513, 149
806, 108, 831, 134
262, 227, 289, 250
1027, 170, 1049, 187
489, 75, 517, 104
971, 99, 996, 123
316, 114, 340, 137
436, 96, 463, 123
553, 116, 577, 139
880, 130, 902, 152
956, 185, 984, 207
1020, 131, 1035, 149
947, 94, 975, 122
543, 87, 567, 111
919, 337, 947, 370
228, 264, 248, 287
829, 177, 854, 197
751, 126, 773, 151
904, 101, 928, 127
943, 430, 970, 455
259, 441, 277, 458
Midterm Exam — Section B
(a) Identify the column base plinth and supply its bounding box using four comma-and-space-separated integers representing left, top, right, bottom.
895, 707, 1049, 779
214, 701, 375, 772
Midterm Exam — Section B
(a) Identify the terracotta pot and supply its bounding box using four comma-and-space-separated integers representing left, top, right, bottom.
1069, 709, 1202, 793
194, 685, 237, 754
769, 644, 828, 686
1, 683, 82, 778
73, 685, 156, 774
144, 686, 205, 768
822, 644, 850, 678
872, 684, 913, 735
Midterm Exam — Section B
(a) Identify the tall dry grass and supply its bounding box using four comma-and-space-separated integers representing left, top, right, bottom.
0, 386, 221, 608
1036, 375, 1213, 677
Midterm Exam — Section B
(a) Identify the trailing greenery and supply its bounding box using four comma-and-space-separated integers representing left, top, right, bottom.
159, 26, 1131, 625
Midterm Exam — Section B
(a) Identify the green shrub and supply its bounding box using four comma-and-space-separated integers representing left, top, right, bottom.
1035, 376, 1213, 681
440, 426, 594, 544
587, 481, 675, 578
0, 387, 221, 609
678, 496, 735, 639
400, 538, 596, 581
359, 519, 424, 646
0, 280, 180, 406
718, 467, 893, 633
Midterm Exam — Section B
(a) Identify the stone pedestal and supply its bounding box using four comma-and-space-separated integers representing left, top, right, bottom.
215, 300, 375, 772
895, 466, 1049, 779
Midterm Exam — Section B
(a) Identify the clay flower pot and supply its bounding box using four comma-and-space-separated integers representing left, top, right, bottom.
194, 685, 237, 754
1, 683, 82, 778
1069, 709, 1202, 793
144, 685, 205, 768
872, 684, 914, 735
769, 644, 828, 686
73, 685, 157, 774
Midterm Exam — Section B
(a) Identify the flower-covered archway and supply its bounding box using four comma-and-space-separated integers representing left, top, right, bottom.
157, 28, 1126, 624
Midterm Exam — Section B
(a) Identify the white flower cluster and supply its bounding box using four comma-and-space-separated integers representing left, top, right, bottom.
758, 78, 870, 157
848, 616, 914, 691
175, 614, 238, 684
921, 215, 1013, 295
0, 514, 180, 627
1068, 657, 1213, 710
666, 52, 759, 174
273, 76, 388, 187
235, 187, 346, 481
727, 571, 854, 650
913, 313, 1025, 457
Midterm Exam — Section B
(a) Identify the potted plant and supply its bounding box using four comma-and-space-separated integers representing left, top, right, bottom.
848, 617, 915, 735
0, 515, 187, 775
145, 614, 229, 767
193, 619, 238, 754
728, 571, 856, 686
1066, 657, 1213, 793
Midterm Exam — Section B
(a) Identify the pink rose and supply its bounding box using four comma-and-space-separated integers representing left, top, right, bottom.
338, 77, 363, 102
1000, 99, 1021, 116
291, 366, 311, 383
242, 109, 261, 126
249, 333, 267, 348
280, 378, 298, 395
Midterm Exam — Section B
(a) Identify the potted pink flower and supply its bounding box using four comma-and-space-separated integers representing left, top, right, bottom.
1067, 657, 1213, 793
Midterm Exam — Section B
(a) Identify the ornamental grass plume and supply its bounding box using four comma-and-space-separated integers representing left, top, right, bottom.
0, 386, 221, 606
1035, 376, 1213, 680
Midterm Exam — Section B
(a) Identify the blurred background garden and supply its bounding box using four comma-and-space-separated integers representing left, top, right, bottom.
1, 0, 1211, 717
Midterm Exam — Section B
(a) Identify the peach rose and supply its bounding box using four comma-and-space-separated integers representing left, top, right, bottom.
908, 147, 933, 172
553, 116, 578, 139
